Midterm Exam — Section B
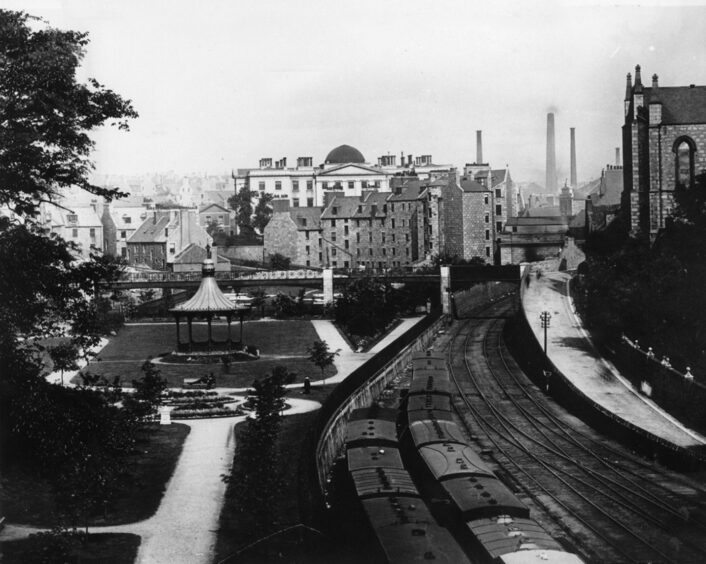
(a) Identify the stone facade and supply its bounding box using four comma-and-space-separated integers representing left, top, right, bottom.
623, 65, 706, 238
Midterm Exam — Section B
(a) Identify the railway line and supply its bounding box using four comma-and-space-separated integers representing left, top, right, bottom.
445, 296, 706, 563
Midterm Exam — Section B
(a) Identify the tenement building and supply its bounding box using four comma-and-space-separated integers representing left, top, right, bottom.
237, 144, 453, 208
623, 65, 706, 239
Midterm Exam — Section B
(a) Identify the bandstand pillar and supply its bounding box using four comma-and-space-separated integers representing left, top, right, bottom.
207, 314, 213, 352
188, 315, 193, 352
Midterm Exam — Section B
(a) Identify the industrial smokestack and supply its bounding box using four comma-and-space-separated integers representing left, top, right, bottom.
546, 113, 557, 193
570, 127, 577, 188
615, 147, 620, 166
476, 130, 483, 164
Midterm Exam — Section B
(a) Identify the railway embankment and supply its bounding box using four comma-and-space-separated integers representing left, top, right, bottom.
507, 268, 706, 471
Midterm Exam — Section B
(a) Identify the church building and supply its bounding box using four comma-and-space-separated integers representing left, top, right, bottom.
623, 65, 706, 239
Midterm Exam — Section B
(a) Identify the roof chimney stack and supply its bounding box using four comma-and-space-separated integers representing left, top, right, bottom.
652, 74, 659, 88
476, 130, 483, 164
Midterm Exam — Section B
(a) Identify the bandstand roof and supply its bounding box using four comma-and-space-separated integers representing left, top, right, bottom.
170, 258, 243, 314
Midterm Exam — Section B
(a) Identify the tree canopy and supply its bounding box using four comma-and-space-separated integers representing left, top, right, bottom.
0, 10, 138, 217
0, 9, 139, 530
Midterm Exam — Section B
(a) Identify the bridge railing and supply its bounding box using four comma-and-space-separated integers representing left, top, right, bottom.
118, 269, 326, 283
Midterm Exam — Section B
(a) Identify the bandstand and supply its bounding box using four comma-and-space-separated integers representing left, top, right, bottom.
170, 250, 250, 353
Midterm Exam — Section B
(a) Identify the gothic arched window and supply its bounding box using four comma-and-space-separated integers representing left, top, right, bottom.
673, 136, 696, 190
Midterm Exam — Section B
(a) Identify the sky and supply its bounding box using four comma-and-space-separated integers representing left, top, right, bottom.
6, 0, 706, 184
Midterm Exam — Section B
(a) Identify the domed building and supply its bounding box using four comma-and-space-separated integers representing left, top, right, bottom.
324, 144, 366, 165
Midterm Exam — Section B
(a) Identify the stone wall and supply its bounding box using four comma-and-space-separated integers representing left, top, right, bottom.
263, 212, 298, 261
220, 245, 264, 263
315, 315, 446, 489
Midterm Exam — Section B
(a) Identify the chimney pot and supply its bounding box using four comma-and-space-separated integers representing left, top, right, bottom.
652, 74, 659, 88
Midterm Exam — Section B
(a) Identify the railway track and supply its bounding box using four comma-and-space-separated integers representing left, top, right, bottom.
444, 296, 706, 563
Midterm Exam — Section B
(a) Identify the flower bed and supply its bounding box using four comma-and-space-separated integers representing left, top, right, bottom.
170, 398, 230, 410
164, 390, 219, 398
170, 406, 244, 419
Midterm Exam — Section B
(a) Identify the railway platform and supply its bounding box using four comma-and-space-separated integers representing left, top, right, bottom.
523, 270, 706, 452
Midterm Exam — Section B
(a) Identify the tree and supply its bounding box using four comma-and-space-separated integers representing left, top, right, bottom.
225, 366, 295, 537
253, 192, 274, 233
48, 342, 80, 386
268, 252, 291, 270
132, 360, 168, 412
228, 184, 254, 235
0, 10, 137, 218
334, 277, 397, 338
307, 340, 340, 385
0, 9, 138, 531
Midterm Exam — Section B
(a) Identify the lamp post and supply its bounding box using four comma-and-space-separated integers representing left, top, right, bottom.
540, 311, 552, 355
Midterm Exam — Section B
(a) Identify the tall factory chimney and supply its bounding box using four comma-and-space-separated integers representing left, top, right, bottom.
476, 130, 483, 164
570, 127, 577, 188
615, 147, 620, 166
546, 113, 557, 193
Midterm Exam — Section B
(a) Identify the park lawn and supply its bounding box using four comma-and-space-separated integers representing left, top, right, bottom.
96, 320, 322, 360
76, 320, 336, 388
0, 424, 189, 527
0, 533, 140, 564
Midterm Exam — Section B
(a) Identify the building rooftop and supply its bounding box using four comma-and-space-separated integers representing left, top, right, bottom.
644, 85, 706, 124
325, 144, 365, 165
128, 215, 171, 243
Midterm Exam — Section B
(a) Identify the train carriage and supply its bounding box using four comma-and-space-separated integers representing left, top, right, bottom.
408, 418, 470, 448
348, 446, 405, 472
417, 442, 495, 480
408, 369, 453, 396
362, 496, 471, 564
442, 476, 529, 520
350, 467, 419, 499
411, 351, 447, 371
346, 417, 399, 448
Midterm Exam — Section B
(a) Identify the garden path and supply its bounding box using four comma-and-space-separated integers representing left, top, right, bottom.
0, 398, 322, 564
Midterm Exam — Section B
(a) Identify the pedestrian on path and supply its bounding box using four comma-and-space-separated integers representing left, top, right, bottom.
685, 367, 694, 380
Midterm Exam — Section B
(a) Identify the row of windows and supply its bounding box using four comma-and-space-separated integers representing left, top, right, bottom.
70, 228, 97, 238
304, 259, 411, 269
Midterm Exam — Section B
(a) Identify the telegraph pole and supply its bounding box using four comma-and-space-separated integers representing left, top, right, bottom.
540, 311, 552, 355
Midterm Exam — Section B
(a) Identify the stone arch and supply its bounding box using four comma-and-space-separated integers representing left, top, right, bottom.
672, 135, 697, 190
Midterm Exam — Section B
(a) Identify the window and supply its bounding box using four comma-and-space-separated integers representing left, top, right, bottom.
345, 240, 349, 249
67, 213, 78, 224
332, 207, 338, 215
382, 248, 387, 255
392, 247, 396, 255
306, 260, 310, 267
675, 137, 696, 189
513, 226, 518, 233
391, 218, 395, 228
121, 230, 127, 239
319, 252, 323, 262
382, 233, 386, 243
368, 248, 373, 256
124, 216, 132, 224
406, 233, 410, 242
344, 225, 349, 236
485, 229, 490, 240
331, 232, 336, 241
369, 232, 373, 243
275, 181, 282, 191
332, 248, 337, 256
305, 231, 310, 240
259, 181, 265, 191
89, 228, 96, 238
344, 261, 349, 268
331, 219, 336, 228
486, 247, 491, 257
307, 197, 314, 206
495, 188, 502, 198
484, 195, 489, 205
348, 181, 354, 190
307, 180, 313, 191
121, 247, 127, 258
206, 215, 211, 222
356, 220, 360, 227
332, 260, 338, 267
496, 204, 502, 215
496, 221, 502, 232
306, 245, 310, 255
356, 248, 361, 256
292, 180, 299, 192
169, 242, 176, 254
293, 199, 300, 207
390, 203, 395, 212
485, 214, 490, 224
72, 228, 78, 238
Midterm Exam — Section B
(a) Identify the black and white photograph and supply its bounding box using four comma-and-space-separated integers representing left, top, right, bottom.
1, 1, 706, 562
